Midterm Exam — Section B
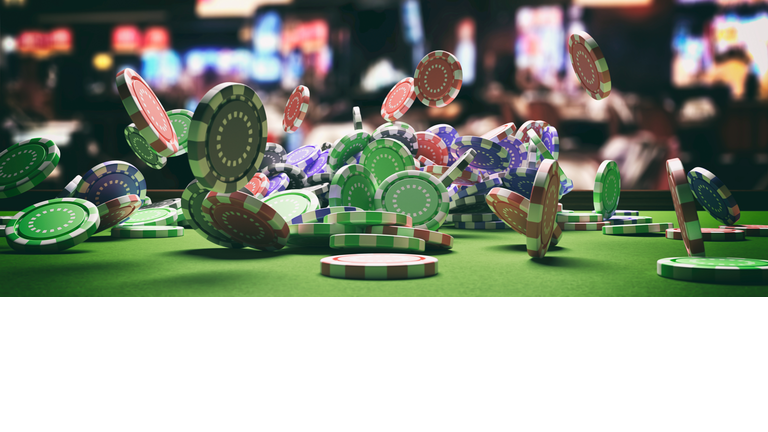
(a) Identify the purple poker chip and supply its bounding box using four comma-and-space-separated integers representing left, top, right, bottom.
427, 124, 458, 164
304, 150, 330, 176
497, 137, 526, 170
265, 173, 290, 197
502, 167, 538, 200
76, 160, 147, 205
284, 144, 321, 172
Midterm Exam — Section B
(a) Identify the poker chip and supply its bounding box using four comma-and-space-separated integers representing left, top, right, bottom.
366, 225, 453, 250
142, 198, 182, 210
417, 155, 436, 166
526, 160, 560, 258
124, 123, 167, 169
423, 165, 480, 186
259, 142, 287, 170
287, 223, 363, 247
4, 198, 100, 253
568, 31, 612, 100
454, 177, 503, 200
304, 172, 333, 187
282, 85, 310, 133
414, 131, 449, 165
329, 130, 371, 170
202, 191, 289, 251
719, 225, 768, 237
514, 120, 548, 146
550, 223, 565, 246
263, 190, 320, 222
593, 160, 620, 219
449, 194, 490, 213
486, 187, 530, 234
330, 233, 425, 252
556, 212, 602, 223
166, 109, 193, 157
525, 142, 539, 169
241, 172, 270, 199
353, 106, 363, 130
602, 223, 673, 235
111, 225, 184, 238
656, 257, 768, 284
116, 68, 179, 157
285, 144, 321, 172
562, 221, 609, 231
188, 82, 268, 193
119, 207, 178, 227
304, 150, 331, 177
374, 170, 450, 231
265, 173, 290, 197
499, 167, 537, 200
540, 125, 560, 161
96, 194, 142, 232
481, 122, 517, 144
451, 136, 510, 174
414, 50, 463, 107
447, 213, 500, 223
359, 138, 416, 184
528, 130, 568, 184
181, 179, 244, 248
426, 124, 458, 153
381, 77, 417, 121
372, 125, 418, 155
437, 149, 477, 188
261, 163, 306, 189
667, 158, 705, 257
497, 137, 527, 170
329, 164, 378, 210
76, 160, 147, 206
141, 196, 152, 207
666, 228, 745, 241
455, 221, 509, 230
596, 210, 639, 216
0, 138, 60, 199
58, 175, 82, 199
606, 215, 653, 225
290, 206, 362, 224
687, 167, 740, 226
320, 253, 438, 280
325, 210, 412, 227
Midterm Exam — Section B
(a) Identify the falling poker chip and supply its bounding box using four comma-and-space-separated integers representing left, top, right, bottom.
282, 85, 310, 133
166, 109, 194, 157
76, 160, 147, 206
124, 123, 167, 169
414, 50, 463, 108
188, 82, 268, 193
568, 31, 612, 100
0, 137, 60, 199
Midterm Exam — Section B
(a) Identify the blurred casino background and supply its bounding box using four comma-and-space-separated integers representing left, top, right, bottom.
1, 0, 767, 191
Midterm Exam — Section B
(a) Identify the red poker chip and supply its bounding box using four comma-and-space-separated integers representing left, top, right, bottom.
666, 158, 705, 257
482, 122, 517, 143
525, 159, 560, 258
414, 50, 463, 108
116, 68, 179, 157
414, 131, 449, 165
202, 191, 289, 251
719, 224, 768, 237
242, 172, 270, 198
96, 194, 142, 232
486, 187, 530, 235
282, 85, 310, 133
381, 77, 416, 121
666, 228, 745, 241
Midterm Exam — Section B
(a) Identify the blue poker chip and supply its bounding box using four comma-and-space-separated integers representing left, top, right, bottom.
285, 144, 321, 172
427, 124, 458, 164
606, 215, 653, 225
76, 160, 147, 205
289, 206, 361, 224
454, 177, 503, 200
539, 126, 559, 161
497, 137, 526, 170
451, 136, 510, 173
559, 177, 574, 197
305, 150, 330, 176
503, 167, 538, 199
265, 173, 290, 197
686, 167, 740, 225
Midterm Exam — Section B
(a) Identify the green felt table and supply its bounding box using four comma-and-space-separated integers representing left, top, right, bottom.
1, 210, 766, 296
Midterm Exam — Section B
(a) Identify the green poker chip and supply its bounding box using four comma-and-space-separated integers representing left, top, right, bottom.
287, 223, 362, 247
602, 222, 673, 235
111, 225, 184, 238
328, 164, 378, 210
4, 198, 99, 253
556, 212, 602, 223
188, 82, 268, 193
329, 233, 425, 252
0, 137, 61, 199
263, 190, 320, 222
124, 124, 167, 169
374, 170, 450, 231
325, 210, 412, 227
119, 207, 178, 227
593, 160, 620, 219
359, 138, 415, 184
657, 257, 768, 284
329, 130, 371, 170
181, 179, 244, 248
446, 213, 500, 223
167, 109, 193, 157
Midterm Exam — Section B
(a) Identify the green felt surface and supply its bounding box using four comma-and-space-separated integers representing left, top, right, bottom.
1, 210, 767, 296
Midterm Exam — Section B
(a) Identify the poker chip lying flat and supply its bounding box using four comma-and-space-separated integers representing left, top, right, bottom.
556, 212, 602, 223
4, 198, 100, 253
330, 233, 425, 252
119, 207, 178, 227
366, 225, 453, 249
284, 144, 321, 172
449, 194, 489, 213
595, 210, 639, 216
656, 257, 768, 284
666, 228, 745, 241
320, 253, 438, 280
0, 138, 61, 199
304, 172, 333, 187
111, 225, 184, 238
287, 223, 363, 247
447, 213, 500, 223
562, 221, 609, 231
142, 198, 182, 210
719, 225, 768, 237
325, 210, 412, 227
455, 221, 509, 230
606, 215, 653, 225
602, 223, 673, 235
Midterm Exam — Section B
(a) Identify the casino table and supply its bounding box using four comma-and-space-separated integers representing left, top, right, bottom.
1, 209, 766, 296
